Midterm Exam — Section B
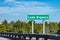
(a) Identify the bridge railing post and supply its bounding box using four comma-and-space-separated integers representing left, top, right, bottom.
44, 38, 48, 40
23, 36, 26, 40
29, 37, 32, 40
18, 35, 21, 40
36, 37, 39, 40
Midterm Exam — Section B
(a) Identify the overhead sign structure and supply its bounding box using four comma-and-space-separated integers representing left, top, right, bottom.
27, 15, 49, 34
27, 15, 49, 20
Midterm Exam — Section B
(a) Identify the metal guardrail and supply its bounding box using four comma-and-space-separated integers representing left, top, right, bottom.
0, 32, 60, 40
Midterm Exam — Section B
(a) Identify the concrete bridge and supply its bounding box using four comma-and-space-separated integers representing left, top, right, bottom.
0, 32, 60, 40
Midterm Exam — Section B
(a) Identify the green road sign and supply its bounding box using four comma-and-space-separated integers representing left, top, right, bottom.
27, 15, 49, 20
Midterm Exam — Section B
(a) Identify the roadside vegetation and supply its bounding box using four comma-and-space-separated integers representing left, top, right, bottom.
0, 19, 60, 34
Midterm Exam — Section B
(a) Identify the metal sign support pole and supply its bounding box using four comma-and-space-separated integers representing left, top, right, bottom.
42, 20, 45, 34
32, 21, 34, 34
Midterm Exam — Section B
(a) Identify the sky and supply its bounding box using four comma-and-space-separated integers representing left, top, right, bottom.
0, 0, 60, 23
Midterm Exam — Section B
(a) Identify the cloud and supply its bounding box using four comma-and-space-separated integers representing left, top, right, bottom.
0, 0, 58, 22
5, 0, 15, 2
0, 1, 55, 14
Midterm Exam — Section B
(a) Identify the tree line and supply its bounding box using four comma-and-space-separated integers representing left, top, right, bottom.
0, 19, 60, 34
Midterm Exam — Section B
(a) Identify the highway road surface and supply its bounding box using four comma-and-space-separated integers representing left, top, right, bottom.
0, 37, 52, 40
0, 37, 10, 40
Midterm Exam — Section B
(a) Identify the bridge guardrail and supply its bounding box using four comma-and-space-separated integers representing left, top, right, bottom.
0, 32, 60, 40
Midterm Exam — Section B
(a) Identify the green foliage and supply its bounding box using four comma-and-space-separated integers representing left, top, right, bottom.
56, 22, 60, 34
49, 22, 58, 34
0, 19, 59, 34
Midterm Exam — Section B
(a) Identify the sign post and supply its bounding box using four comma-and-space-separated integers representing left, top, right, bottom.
27, 15, 49, 34
42, 20, 45, 34
32, 21, 34, 34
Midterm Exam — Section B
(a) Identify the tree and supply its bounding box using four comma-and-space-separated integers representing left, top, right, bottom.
0, 24, 6, 32
14, 20, 21, 27
57, 22, 60, 34
58, 22, 60, 29
49, 22, 58, 34
2, 19, 8, 26
7, 21, 14, 32
14, 20, 22, 33
0, 19, 59, 34
34, 23, 42, 34
45, 21, 50, 34
28, 21, 35, 26
2, 19, 8, 32
21, 22, 31, 33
